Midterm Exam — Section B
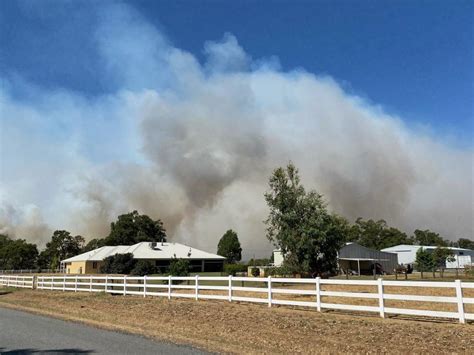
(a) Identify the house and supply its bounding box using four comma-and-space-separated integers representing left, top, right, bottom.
381, 244, 474, 269
338, 242, 398, 275
61, 242, 226, 274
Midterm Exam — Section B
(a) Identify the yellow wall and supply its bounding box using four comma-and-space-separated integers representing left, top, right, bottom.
65, 261, 102, 274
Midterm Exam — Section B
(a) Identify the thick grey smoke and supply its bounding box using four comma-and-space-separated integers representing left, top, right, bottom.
0, 4, 472, 255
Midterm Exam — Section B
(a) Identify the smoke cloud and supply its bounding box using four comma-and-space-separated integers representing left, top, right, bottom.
0, 3, 472, 256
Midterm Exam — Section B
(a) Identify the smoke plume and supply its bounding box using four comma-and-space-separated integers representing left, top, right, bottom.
0, 3, 472, 256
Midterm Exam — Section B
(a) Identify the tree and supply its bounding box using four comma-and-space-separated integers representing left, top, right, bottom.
413, 229, 447, 247
415, 247, 435, 278
130, 260, 158, 276
100, 253, 137, 274
0, 235, 38, 270
432, 247, 455, 278
106, 211, 166, 246
169, 258, 189, 276
347, 218, 412, 250
264, 163, 345, 276
217, 230, 242, 263
40, 230, 85, 270
455, 238, 474, 250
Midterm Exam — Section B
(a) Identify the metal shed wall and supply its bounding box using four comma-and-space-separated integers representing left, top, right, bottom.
339, 243, 398, 273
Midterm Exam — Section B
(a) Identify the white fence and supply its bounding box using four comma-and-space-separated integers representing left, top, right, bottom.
29, 275, 473, 324
0, 275, 35, 288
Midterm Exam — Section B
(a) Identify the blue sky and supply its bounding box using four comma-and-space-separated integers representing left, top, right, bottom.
1, 0, 472, 145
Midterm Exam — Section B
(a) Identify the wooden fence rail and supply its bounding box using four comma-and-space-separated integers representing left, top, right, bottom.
1, 274, 473, 324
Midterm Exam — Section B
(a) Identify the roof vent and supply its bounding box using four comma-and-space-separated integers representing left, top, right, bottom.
187, 248, 192, 257
150, 242, 161, 250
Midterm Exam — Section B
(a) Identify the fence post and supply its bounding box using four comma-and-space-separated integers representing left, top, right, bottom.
143, 275, 147, 298
195, 275, 199, 300
75, 275, 78, 292
455, 280, 465, 324
32, 275, 36, 290
89, 275, 92, 292
377, 278, 385, 318
316, 277, 321, 312
105, 275, 108, 293
267, 276, 272, 307
228, 275, 233, 302
51, 276, 53, 291
63, 275, 66, 292
123, 275, 127, 296
168, 275, 172, 300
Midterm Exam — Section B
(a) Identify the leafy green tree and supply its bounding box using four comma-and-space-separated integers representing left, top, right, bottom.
130, 260, 158, 276
347, 218, 412, 250
415, 247, 436, 278
100, 253, 137, 274
217, 230, 242, 263
0, 235, 38, 270
40, 230, 85, 269
432, 247, 455, 278
169, 258, 189, 276
413, 229, 447, 246
264, 163, 345, 276
106, 211, 166, 246
454, 238, 474, 250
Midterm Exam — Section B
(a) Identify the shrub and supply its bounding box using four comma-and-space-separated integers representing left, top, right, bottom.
465, 265, 474, 277
100, 253, 136, 274
250, 267, 260, 277
169, 259, 190, 276
224, 263, 247, 276
265, 265, 292, 277
131, 260, 158, 276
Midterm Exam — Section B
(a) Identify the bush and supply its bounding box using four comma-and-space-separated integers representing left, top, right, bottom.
265, 265, 292, 277
100, 253, 136, 274
169, 259, 190, 276
224, 263, 247, 276
131, 260, 158, 276
465, 265, 474, 277
250, 267, 260, 277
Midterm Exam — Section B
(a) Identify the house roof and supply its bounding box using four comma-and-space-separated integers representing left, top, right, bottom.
61, 242, 225, 263
381, 244, 473, 252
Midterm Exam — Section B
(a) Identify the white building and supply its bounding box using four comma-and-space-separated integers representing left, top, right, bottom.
273, 250, 284, 267
61, 242, 225, 274
381, 244, 474, 269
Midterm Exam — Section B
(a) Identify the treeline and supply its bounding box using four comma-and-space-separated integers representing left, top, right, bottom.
0, 210, 166, 271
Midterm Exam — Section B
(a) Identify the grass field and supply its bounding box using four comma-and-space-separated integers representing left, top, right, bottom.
0, 288, 472, 354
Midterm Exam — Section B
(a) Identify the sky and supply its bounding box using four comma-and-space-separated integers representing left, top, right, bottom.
0, 0, 473, 255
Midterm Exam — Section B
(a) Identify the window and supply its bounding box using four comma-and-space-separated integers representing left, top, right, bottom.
459, 252, 464, 255
92, 262, 98, 269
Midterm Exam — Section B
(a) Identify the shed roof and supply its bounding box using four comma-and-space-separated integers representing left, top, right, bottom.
62, 242, 225, 263
381, 244, 473, 252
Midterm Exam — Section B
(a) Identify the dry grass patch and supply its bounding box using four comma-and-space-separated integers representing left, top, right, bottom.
0, 289, 473, 354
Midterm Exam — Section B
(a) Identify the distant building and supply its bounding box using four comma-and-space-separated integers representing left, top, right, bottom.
381, 244, 474, 269
338, 242, 398, 275
271, 243, 399, 275
273, 250, 284, 267
61, 242, 225, 274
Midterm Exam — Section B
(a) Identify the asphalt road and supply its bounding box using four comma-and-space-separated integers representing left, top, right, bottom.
0, 307, 208, 354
